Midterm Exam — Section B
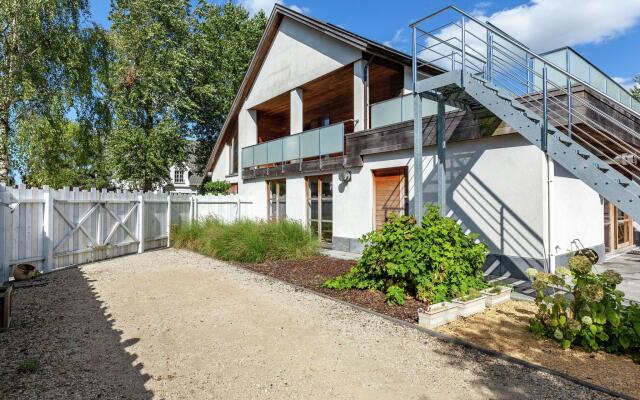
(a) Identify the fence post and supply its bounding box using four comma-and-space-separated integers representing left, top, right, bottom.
189, 195, 194, 223
43, 186, 54, 272
137, 193, 145, 253
236, 196, 241, 220
0, 184, 8, 282
193, 195, 199, 221
166, 194, 172, 248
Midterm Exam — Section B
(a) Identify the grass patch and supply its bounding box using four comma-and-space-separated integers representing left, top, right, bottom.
171, 218, 319, 263
17, 358, 40, 373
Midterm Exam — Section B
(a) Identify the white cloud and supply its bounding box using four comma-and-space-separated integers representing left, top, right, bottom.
383, 28, 407, 48
483, 0, 640, 52
238, 0, 310, 16
613, 76, 638, 91
289, 5, 311, 14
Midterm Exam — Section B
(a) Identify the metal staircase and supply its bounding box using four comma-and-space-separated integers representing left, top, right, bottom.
411, 6, 640, 222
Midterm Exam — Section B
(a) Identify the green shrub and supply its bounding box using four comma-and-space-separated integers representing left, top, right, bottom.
171, 218, 318, 263
324, 205, 488, 305
529, 255, 640, 361
200, 180, 232, 195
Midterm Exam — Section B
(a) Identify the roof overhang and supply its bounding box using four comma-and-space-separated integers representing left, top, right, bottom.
204, 4, 443, 174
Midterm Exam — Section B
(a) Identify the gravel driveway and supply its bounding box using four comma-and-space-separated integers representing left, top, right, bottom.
0, 249, 617, 399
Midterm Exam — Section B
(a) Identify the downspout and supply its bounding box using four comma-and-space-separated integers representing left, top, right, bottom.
545, 155, 555, 273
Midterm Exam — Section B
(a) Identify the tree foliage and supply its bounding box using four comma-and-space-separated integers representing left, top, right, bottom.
200, 180, 232, 195
186, 2, 266, 173
0, 0, 93, 183
106, 0, 192, 190
3, 0, 265, 188
632, 75, 640, 102
14, 116, 110, 189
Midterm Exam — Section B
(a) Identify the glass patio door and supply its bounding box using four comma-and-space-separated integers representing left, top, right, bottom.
307, 175, 332, 242
268, 180, 286, 221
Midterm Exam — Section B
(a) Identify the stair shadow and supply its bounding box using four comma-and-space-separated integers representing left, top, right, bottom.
0, 267, 152, 399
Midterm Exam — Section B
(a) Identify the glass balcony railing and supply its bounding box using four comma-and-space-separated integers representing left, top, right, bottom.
370, 94, 457, 129
241, 121, 345, 169
535, 47, 640, 114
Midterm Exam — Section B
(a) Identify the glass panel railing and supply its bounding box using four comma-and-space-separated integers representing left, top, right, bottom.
540, 47, 640, 112
254, 143, 268, 166
241, 122, 345, 169
299, 128, 320, 159
241, 147, 254, 168
370, 94, 457, 129
319, 123, 344, 154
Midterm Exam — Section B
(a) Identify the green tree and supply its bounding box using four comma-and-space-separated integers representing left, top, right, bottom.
186, 1, 266, 172
632, 75, 640, 101
14, 116, 110, 189
12, 25, 113, 189
0, 0, 92, 183
107, 0, 191, 190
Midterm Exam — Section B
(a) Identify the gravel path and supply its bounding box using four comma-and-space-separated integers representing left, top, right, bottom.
0, 249, 618, 399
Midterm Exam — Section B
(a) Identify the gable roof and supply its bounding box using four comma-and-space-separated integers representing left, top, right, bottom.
204, 4, 441, 174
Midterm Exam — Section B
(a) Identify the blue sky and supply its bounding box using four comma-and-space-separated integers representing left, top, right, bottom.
89, 0, 640, 89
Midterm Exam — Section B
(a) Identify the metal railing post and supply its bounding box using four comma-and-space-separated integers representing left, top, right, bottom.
542, 65, 549, 153
486, 30, 493, 82
461, 16, 466, 87
412, 25, 424, 226
566, 49, 572, 138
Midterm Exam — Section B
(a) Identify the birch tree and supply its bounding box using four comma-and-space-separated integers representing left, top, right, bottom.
0, 0, 90, 183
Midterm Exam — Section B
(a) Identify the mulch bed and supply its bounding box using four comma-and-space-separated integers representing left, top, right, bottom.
236, 256, 425, 323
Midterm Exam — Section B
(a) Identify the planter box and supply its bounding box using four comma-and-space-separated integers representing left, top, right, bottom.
452, 295, 486, 317
481, 287, 512, 307
418, 302, 458, 329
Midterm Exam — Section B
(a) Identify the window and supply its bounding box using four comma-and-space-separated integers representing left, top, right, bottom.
174, 168, 184, 184
307, 175, 333, 242
229, 134, 238, 175
268, 180, 286, 221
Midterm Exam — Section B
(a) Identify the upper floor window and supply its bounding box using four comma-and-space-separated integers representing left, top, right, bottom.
174, 168, 184, 184
229, 134, 238, 175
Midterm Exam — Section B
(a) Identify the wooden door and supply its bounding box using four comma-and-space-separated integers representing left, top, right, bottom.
373, 167, 407, 230
604, 200, 634, 252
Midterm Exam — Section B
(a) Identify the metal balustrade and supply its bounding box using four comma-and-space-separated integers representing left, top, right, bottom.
241, 121, 345, 169
410, 6, 640, 221
370, 94, 457, 129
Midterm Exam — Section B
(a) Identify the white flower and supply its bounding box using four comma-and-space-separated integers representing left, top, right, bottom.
526, 268, 539, 279
581, 316, 593, 326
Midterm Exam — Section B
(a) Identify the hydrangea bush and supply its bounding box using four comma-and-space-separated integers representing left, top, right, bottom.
323, 205, 488, 305
529, 255, 640, 361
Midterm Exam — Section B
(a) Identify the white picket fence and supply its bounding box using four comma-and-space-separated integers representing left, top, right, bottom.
0, 185, 252, 284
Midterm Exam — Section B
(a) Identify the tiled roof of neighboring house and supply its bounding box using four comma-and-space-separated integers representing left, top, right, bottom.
185, 141, 204, 187
203, 4, 444, 174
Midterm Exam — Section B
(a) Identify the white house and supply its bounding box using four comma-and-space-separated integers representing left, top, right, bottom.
167, 141, 204, 194
204, 5, 640, 279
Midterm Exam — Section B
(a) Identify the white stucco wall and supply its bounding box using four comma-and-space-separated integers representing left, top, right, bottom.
551, 162, 604, 258
244, 17, 362, 109
286, 176, 307, 225
211, 143, 230, 181
240, 180, 268, 220
333, 134, 548, 261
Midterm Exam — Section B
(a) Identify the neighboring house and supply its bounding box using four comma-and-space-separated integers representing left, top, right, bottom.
204, 5, 640, 278
166, 142, 204, 194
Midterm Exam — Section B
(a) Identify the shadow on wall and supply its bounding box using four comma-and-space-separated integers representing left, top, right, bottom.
404, 136, 547, 275
0, 267, 152, 399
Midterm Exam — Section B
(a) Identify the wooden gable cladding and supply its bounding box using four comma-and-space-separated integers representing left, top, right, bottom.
368, 58, 404, 105
255, 91, 290, 143
301, 64, 354, 132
